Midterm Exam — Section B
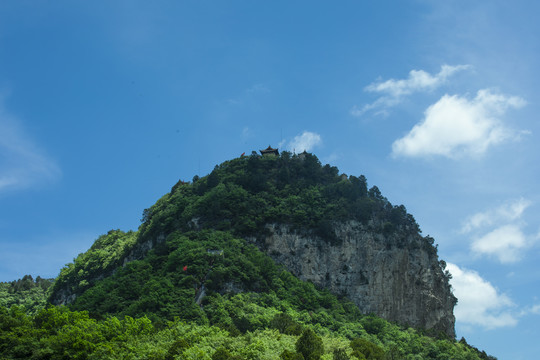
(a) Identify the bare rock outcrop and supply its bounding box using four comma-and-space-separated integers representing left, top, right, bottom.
259, 221, 456, 337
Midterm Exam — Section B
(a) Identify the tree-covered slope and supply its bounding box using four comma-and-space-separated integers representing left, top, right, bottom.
0, 304, 495, 360
0, 276, 53, 315
50, 152, 429, 308
139, 151, 421, 243
1, 229, 495, 359
0, 151, 496, 359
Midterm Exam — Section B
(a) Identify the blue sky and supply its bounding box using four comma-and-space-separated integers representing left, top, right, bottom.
0, 1, 539, 358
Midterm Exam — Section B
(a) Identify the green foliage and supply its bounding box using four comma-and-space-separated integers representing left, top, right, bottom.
333, 348, 350, 360
65, 228, 366, 335
281, 349, 305, 359
50, 230, 137, 301
270, 312, 304, 335
50, 152, 432, 321
0, 303, 496, 360
296, 328, 324, 360
211, 347, 230, 360
0, 275, 53, 315
166, 338, 191, 359
350, 338, 385, 360
2, 151, 493, 360
212, 346, 243, 360
138, 152, 421, 244
361, 315, 387, 336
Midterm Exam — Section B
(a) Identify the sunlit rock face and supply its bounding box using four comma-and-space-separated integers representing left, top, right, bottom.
260, 221, 456, 337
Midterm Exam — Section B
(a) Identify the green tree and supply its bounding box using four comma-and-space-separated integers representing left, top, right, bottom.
362, 315, 387, 336
333, 348, 350, 360
212, 347, 231, 360
166, 338, 191, 360
281, 349, 305, 360
296, 328, 324, 360
350, 338, 384, 360
270, 312, 303, 335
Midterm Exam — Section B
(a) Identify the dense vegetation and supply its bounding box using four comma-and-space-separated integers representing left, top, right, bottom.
0, 303, 496, 360
51, 152, 432, 308
140, 151, 421, 243
1, 152, 495, 359
50, 230, 138, 300
0, 276, 53, 315
2, 240, 489, 360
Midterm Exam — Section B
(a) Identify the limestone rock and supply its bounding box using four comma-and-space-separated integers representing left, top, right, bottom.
258, 221, 456, 337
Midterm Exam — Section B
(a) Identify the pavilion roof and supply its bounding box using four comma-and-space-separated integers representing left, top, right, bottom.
259, 145, 279, 155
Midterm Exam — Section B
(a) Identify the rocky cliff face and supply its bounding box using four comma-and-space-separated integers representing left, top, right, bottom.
258, 221, 456, 337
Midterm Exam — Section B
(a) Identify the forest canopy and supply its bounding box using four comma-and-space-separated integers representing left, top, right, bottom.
1, 152, 496, 359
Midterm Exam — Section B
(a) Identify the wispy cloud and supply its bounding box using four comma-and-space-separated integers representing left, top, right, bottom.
392, 89, 527, 158
461, 199, 535, 263
520, 304, 540, 316
471, 225, 527, 264
283, 131, 322, 153
0, 104, 61, 193
351, 64, 470, 117
447, 263, 517, 329
461, 198, 531, 233
366, 64, 471, 97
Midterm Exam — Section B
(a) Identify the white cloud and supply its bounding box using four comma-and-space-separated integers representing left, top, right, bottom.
350, 97, 399, 117
392, 89, 526, 158
351, 64, 470, 116
462, 198, 531, 233
519, 304, 540, 317
461, 199, 535, 263
0, 106, 61, 193
447, 263, 517, 329
471, 225, 527, 263
286, 131, 322, 153
366, 64, 471, 97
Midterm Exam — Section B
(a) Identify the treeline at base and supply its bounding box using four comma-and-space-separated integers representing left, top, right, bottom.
1, 304, 495, 360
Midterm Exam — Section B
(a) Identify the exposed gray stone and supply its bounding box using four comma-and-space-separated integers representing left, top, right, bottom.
258, 222, 456, 337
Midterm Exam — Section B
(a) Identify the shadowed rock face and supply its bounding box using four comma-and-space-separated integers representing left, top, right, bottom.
260, 222, 456, 337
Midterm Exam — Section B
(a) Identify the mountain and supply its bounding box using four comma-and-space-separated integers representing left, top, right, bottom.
1, 151, 496, 359
51, 151, 454, 334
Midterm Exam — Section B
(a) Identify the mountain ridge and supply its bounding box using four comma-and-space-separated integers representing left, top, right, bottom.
1, 151, 500, 360
50, 151, 456, 336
